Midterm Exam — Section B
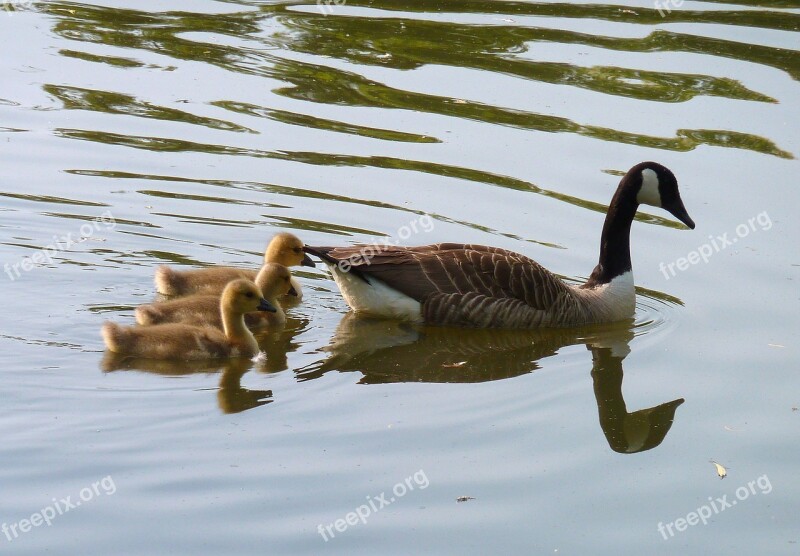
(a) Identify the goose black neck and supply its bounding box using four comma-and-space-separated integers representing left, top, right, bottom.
583, 181, 638, 288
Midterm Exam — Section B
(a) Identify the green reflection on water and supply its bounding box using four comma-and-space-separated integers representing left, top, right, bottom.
212, 100, 440, 142
68, 169, 561, 247
273, 12, 780, 103
44, 85, 254, 133
59, 48, 145, 68
328, 0, 800, 32
271, 57, 793, 158
0, 192, 109, 207
57, 130, 692, 228
41, 1, 795, 160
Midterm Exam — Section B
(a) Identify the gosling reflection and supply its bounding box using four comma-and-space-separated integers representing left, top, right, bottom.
101, 353, 272, 414
303, 313, 683, 454
99, 316, 309, 413
252, 315, 309, 374
216, 359, 273, 414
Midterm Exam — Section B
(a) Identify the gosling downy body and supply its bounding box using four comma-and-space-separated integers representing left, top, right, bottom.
154, 232, 314, 299
136, 263, 294, 329
304, 162, 695, 329
102, 279, 275, 359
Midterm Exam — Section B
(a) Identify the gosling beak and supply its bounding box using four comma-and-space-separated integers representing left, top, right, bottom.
301, 252, 315, 268
665, 198, 695, 230
257, 298, 277, 313
287, 285, 298, 297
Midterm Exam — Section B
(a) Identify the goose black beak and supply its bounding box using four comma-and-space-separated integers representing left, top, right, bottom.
301, 252, 316, 267
287, 285, 299, 297
665, 199, 695, 230
257, 298, 277, 313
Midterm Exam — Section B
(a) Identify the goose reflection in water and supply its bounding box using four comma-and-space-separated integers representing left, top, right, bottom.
300, 313, 684, 454
100, 311, 682, 452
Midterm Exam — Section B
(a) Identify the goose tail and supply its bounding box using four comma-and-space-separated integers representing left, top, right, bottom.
303, 246, 371, 284
302, 246, 338, 266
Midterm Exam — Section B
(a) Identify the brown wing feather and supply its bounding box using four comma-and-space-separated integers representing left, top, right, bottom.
422, 292, 545, 327
307, 243, 573, 312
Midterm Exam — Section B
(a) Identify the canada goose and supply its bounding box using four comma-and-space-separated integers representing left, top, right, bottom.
135, 263, 294, 329
154, 232, 314, 299
102, 279, 275, 359
304, 162, 695, 328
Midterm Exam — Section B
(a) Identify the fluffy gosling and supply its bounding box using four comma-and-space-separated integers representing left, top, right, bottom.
154, 232, 314, 299
102, 279, 275, 360
136, 263, 294, 329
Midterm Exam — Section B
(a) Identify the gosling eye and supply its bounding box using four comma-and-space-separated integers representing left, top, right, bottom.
292, 247, 302, 253
245, 292, 254, 298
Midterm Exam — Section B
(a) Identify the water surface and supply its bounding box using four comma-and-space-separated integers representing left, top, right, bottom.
0, 1, 798, 554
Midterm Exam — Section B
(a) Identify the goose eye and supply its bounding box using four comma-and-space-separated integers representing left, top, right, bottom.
293, 247, 302, 253
246, 292, 254, 298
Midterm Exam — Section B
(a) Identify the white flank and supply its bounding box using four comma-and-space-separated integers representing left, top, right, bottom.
579, 271, 636, 323
636, 168, 661, 207
327, 264, 422, 322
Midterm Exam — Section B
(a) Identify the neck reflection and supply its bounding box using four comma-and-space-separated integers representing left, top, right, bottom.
303, 313, 684, 453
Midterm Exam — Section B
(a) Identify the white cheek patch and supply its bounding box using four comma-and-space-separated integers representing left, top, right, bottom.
636, 168, 662, 207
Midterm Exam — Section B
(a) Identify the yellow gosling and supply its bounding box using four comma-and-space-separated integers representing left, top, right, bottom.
136, 263, 293, 329
154, 232, 314, 298
250, 262, 293, 327
102, 279, 275, 360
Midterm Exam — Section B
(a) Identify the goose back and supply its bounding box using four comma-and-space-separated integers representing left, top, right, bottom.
307, 243, 631, 327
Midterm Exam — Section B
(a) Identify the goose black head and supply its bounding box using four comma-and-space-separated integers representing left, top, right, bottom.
630, 161, 695, 229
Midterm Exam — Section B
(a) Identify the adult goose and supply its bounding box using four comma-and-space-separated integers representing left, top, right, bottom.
304, 162, 695, 328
